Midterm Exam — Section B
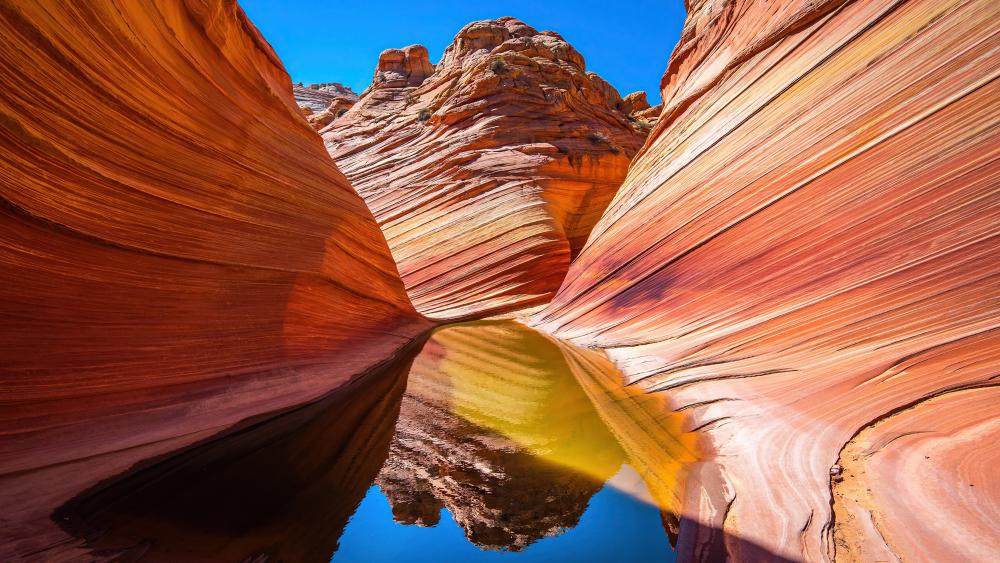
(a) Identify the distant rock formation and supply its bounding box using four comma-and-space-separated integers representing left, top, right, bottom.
532, 0, 1000, 560
324, 17, 649, 320
0, 1, 427, 559
294, 82, 360, 130
371, 45, 436, 89
293, 81, 359, 112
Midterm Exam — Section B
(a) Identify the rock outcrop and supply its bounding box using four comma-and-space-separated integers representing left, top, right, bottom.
533, 0, 1000, 560
0, 1, 428, 558
324, 17, 649, 320
294, 82, 360, 130
293, 81, 359, 112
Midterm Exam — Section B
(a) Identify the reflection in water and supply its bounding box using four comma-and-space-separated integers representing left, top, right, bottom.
57, 321, 699, 561
375, 322, 626, 551
55, 353, 416, 562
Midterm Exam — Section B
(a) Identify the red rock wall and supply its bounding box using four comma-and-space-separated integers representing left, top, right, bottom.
0, 2, 428, 554
533, 0, 1000, 560
324, 18, 648, 320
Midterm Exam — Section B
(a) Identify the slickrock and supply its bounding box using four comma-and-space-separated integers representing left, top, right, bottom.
532, 0, 1000, 560
324, 17, 648, 320
0, 1, 428, 558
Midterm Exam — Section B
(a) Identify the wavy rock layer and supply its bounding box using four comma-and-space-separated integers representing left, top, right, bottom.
0, 1, 427, 557
324, 17, 648, 320
533, 0, 1000, 560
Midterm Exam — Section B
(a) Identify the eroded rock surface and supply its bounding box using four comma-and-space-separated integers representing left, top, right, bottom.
533, 0, 1000, 560
293, 81, 359, 112
0, 1, 428, 558
324, 17, 649, 320
294, 82, 360, 129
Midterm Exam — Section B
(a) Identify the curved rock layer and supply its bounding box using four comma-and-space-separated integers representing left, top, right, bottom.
533, 0, 1000, 560
324, 18, 648, 320
293, 81, 359, 112
0, 1, 428, 557
294, 82, 359, 130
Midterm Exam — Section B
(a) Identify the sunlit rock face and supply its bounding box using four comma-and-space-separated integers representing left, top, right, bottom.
323, 17, 649, 320
293, 81, 359, 112
533, 0, 1000, 560
0, 1, 428, 557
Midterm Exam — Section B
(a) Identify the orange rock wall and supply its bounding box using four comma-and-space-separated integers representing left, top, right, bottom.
325, 18, 647, 320
0, 0, 428, 527
533, 0, 1000, 560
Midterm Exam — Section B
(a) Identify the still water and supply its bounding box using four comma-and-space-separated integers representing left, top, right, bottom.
58, 321, 698, 561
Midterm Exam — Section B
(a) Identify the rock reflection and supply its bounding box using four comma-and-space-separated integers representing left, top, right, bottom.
376, 320, 701, 552
55, 321, 700, 560
377, 321, 627, 550
55, 350, 417, 562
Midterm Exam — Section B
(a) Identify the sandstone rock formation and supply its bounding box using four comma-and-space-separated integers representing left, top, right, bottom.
293, 81, 359, 112
324, 17, 649, 320
0, 1, 428, 558
532, 0, 1000, 560
294, 82, 360, 130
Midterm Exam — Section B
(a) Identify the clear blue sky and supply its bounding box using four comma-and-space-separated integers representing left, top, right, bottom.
238, 0, 687, 104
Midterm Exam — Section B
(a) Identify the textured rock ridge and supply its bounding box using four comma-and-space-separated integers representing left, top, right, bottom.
294, 82, 360, 129
533, 0, 1000, 560
324, 17, 649, 320
0, 1, 428, 558
293, 81, 359, 112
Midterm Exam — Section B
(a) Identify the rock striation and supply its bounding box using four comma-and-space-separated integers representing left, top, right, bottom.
324, 17, 649, 320
0, 1, 428, 558
294, 82, 360, 130
533, 0, 1000, 560
293, 81, 359, 112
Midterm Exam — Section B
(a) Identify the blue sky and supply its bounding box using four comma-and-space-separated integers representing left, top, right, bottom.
238, 0, 687, 104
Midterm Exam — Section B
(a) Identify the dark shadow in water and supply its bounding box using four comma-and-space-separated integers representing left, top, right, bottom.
54, 343, 423, 562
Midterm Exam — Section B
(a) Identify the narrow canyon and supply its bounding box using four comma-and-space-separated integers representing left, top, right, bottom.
0, 0, 997, 561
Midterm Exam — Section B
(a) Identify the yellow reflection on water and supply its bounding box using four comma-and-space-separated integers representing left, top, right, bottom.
410, 320, 701, 515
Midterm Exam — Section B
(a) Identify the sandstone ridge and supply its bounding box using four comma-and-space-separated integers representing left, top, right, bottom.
324, 17, 649, 320
0, 1, 428, 558
532, 0, 1000, 560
